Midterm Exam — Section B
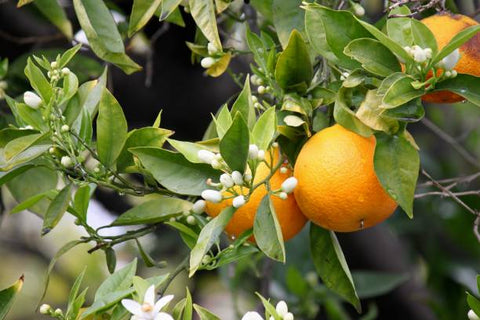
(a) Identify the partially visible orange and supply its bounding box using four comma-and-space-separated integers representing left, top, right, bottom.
205, 148, 307, 241
293, 124, 397, 232
421, 13, 480, 103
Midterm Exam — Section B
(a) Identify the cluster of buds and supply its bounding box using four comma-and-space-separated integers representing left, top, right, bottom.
242, 300, 294, 320
274, 176, 298, 200
248, 144, 266, 161
47, 61, 70, 82
404, 45, 433, 63
200, 42, 221, 69
251, 74, 271, 95
39, 304, 64, 318
197, 149, 226, 170
436, 48, 461, 74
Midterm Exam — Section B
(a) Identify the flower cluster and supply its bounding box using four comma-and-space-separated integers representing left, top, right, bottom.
121, 285, 174, 320
200, 42, 222, 69
242, 300, 294, 320
404, 45, 433, 63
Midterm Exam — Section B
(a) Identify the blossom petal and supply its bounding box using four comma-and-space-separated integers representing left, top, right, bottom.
144, 285, 156, 306
241, 311, 264, 320
121, 299, 142, 315
154, 312, 174, 320
153, 295, 174, 313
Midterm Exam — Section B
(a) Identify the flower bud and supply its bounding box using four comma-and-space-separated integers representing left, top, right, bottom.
61, 67, 70, 76
276, 301, 289, 317
257, 85, 266, 95
207, 42, 219, 55
201, 57, 216, 69
248, 144, 259, 159
186, 215, 196, 225
243, 173, 252, 182
220, 173, 234, 188
61, 156, 73, 168
192, 200, 206, 214
232, 195, 246, 208
49, 147, 56, 154
197, 150, 215, 164
211, 159, 222, 169
441, 49, 460, 70
61, 124, 70, 132
39, 304, 51, 315
280, 167, 288, 174
254, 102, 262, 109
241, 311, 264, 320
251, 95, 258, 103
201, 189, 223, 203
257, 150, 265, 161
413, 50, 427, 63
23, 91, 42, 109
279, 192, 288, 200
281, 177, 298, 193
284, 312, 294, 320
53, 308, 63, 317
352, 2, 365, 17
272, 142, 279, 148
50, 61, 58, 69
231, 171, 243, 185
469, 310, 480, 320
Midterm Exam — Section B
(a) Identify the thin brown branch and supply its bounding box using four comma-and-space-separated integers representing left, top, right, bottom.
387, 0, 445, 17
415, 190, 480, 199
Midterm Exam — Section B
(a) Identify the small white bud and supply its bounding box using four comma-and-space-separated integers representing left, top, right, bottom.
276, 301, 289, 317
207, 42, 219, 55
61, 156, 73, 168
201, 189, 223, 203
250, 74, 260, 85
469, 310, 480, 320
251, 95, 258, 103
192, 200, 206, 214
220, 173, 234, 188
254, 102, 262, 109
281, 177, 298, 193
61, 67, 70, 76
50, 61, 58, 69
279, 192, 288, 200
200, 57, 216, 69
445, 70, 452, 78
241, 312, 264, 320
53, 308, 63, 316
47, 71, 52, 78
280, 167, 288, 174
248, 144, 259, 159
243, 173, 252, 182
441, 49, 460, 70
48, 147, 56, 154
403, 46, 412, 55
272, 142, 279, 148
186, 215, 196, 225
451, 70, 458, 77
257, 85, 266, 95
424, 48, 432, 59
257, 150, 265, 161
231, 171, 243, 185
23, 91, 42, 109
413, 50, 427, 63
232, 195, 246, 208
94, 167, 101, 173
61, 124, 69, 132
169, 217, 176, 222
284, 312, 294, 320
197, 150, 216, 164
353, 3, 365, 17
39, 304, 51, 315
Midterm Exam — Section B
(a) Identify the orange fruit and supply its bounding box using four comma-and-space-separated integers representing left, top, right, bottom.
420, 13, 480, 103
205, 148, 307, 241
293, 124, 397, 232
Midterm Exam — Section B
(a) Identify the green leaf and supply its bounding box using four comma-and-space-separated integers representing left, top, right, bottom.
189, 206, 236, 277
467, 292, 480, 316
66, 268, 87, 319
0, 164, 34, 186
24, 58, 52, 103
432, 25, 480, 66
383, 98, 425, 123
131, 147, 221, 196
245, 27, 269, 73
59, 44, 82, 68
377, 72, 406, 95
334, 87, 373, 137
0, 275, 24, 320
352, 271, 409, 299
272, 0, 304, 48
112, 197, 192, 225
220, 113, 249, 173
355, 90, 399, 134
117, 127, 173, 172
386, 16, 413, 48
129, 0, 162, 36
214, 104, 232, 139
432, 74, 480, 106
73, 0, 141, 74
189, 0, 222, 50
231, 75, 255, 129
411, 19, 438, 56
183, 287, 193, 320
310, 224, 361, 312
10, 190, 55, 214
96, 89, 128, 168
382, 75, 424, 109
193, 304, 221, 320
344, 38, 401, 77
256, 293, 280, 319
159, 0, 183, 21
0, 58, 8, 79
275, 30, 312, 93
96, 259, 137, 299
73, 184, 91, 223
374, 132, 419, 218
252, 107, 276, 151
4, 133, 48, 161
167, 139, 215, 164
304, 6, 338, 62
42, 184, 73, 235
253, 195, 285, 262
59, 72, 79, 105
34, 0, 73, 38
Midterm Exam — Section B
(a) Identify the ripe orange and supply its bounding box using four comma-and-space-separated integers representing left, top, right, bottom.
205, 148, 307, 241
293, 124, 397, 232
421, 13, 480, 103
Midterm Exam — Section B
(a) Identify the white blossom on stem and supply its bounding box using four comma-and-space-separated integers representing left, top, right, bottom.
23, 91, 42, 109
281, 177, 298, 194
201, 189, 223, 203
121, 285, 174, 320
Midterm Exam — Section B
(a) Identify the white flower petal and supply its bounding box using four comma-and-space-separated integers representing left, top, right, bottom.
241, 311, 264, 320
153, 295, 174, 313
281, 177, 298, 194
121, 299, 143, 315
155, 312, 174, 320
144, 285, 156, 306
276, 300, 288, 317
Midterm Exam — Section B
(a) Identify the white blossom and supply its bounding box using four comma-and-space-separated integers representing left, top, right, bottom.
207, 42, 219, 55
242, 312, 264, 320
281, 177, 298, 194
121, 285, 174, 320
220, 173, 234, 188
61, 156, 73, 168
192, 200, 206, 214
23, 91, 42, 109
276, 301, 288, 317
197, 150, 216, 164
231, 171, 244, 185
413, 49, 427, 63
61, 67, 70, 76
248, 144, 259, 159
243, 173, 252, 182
257, 150, 265, 161
201, 57, 216, 69
469, 310, 480, 320
441, 48, 460, 70
39, 304, 51, 315
257, 85, 266, 95
284, 312, 294, 320
201, 189, 223, 203
232, 195, 246, 208
186, 216, 196, 225
61, 124, 70, 132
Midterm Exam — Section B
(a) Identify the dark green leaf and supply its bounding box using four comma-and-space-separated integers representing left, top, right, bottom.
231, 76, 255, 129
34, 0, 73, 38
432, 74, 480, 106
352, 271, 409, 298
272, 0, 304, 48
73, 184, 91, 223
96, 259, 137, 299
0, 58, 8, 79
374, 132, 419, 218
10, 190, 55, 214
275, 30, 312, 93
189, 206, 236, 276
253, 195, 285, 262
112, 197, 192, 225
96, 89, 128, 168
220, 113, 249, 173
193, 304, 221, 320
310, 224, 360, 312
131, 147, 221, 196
129, 0, 162, 36
382, 75, 424, 109
334, 87, 373, 137
467, 292, 480, 316
42, 184, 73, 235
0, 276, 24, 320
383, 98, 425, 123
304, 6, 338, 62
